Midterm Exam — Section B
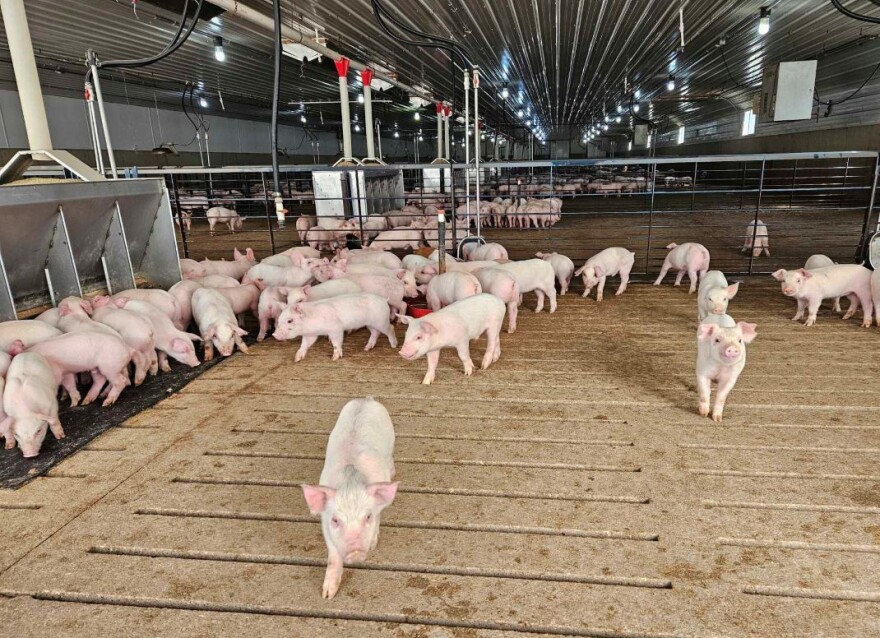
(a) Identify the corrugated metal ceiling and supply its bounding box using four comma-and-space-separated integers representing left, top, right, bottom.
1, 0, 879, 139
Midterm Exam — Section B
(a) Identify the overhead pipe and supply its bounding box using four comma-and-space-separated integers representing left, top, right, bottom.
361, 68, 378, 162
435, 103, 443, 159
204, 0, 435, 105
0, 0, 52, 152
444, 105, 451, 161
463, 68, 471, 231
87, 50, 118, 178
473, 68, 481, 234
334, 57, 356, 165
84, 82, 104, 173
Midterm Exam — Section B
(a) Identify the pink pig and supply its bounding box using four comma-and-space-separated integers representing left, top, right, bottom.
536, 252, 575, 295
273, 293, 397, 362
302, 397, 398, 599
168, 280, 203, 330
196, 248, 256, 280
242, 262, 312, 288
111, 289, 184, 330
334, 249, 402, 270
772, 264, 873, 327
256, 285, 291, 341
1, 352, 61, 457
191, 288, 249, 360
0, 320, 61, 352
213, 283, 261, 320
575, 247, 636, 301
696, 314, 757, 422
486, 259, 557, 313
286, 280, 363, 306
120, 299, 201, 371
398, 293, 505, 385
425, 272, 482, 310
91, 296, 158, 385
653, 243, 711, 293
473, 269, 520, 334
463, 242, 508, 262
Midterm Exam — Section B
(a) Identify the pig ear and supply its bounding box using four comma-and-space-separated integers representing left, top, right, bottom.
737, 322, 758, 344
398, 315, 412, 325
302, 284, 311, 293
771, 269, 787, 282
421, 321, 438, 335
204, 327, 217, 339
593, 264, 604, 278
367, 481, 399, 507
726, 282, 740, 298
114, 297, 128, 308
697, 324, 716, 340
301, 484, 335, 514
423, 265, 437, 275
235, 327, 248, 337
171, 337, 191, 352
246, 248, 255, 261
416, 285, 427, 294
58, 301, 72, 316
535, 252, 544, 258
252, 278, 266, 291
799, 268, 813, 279
8, 340, 26, 356
80, 299, 93, 314
396, 270, 406, 280
233, 248, 243, 260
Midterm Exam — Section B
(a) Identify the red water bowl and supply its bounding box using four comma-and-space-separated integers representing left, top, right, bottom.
406, 298, 433, 318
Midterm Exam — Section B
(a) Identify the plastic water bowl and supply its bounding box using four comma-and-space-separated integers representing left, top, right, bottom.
407, 298, 433, 318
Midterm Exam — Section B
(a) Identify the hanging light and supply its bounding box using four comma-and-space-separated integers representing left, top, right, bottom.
526, 119, 532, 126
615, 115, 621, 123
300, 114, 306, 123
354, 123, 361, 132
633, 103, 640, 113
213, 36, 226, 62
199, 95, 208, 108
501, 83, 510, 99
617, 104, 624, 113
758, 7, 771, 36
358, 94, 365, 104
393, 130, 400, 138
634, 89, 641, 100
602, 123, 609, 131
418, 135, 424, 141
666, 75, 676, 91
517, 109, 524, 118
413, 111, 420, 121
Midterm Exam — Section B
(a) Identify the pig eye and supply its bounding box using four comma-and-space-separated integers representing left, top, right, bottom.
738, 338, 742, 343
330, 516, 341, 528
714, 338, 721, 343
365, 513, 373, 523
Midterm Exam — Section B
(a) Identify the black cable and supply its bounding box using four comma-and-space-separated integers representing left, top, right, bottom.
720, 46, 751, 91
270, 0, 282, 196
181, 82, 200, 133
372, 0, 471, 67
814, 58, 880, 105
830, 0, 880, 25
101, 0, 204, 69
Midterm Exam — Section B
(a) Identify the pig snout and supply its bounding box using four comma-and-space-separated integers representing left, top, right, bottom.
721, 344, 741, 361
20, 441, 41, 458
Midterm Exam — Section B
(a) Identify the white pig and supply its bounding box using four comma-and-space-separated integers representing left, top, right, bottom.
485, 259, 557, 313
473, 268, 520, 334
1, 352, 61, 457
696, 314, 757, 422
168, 280, 202, 330
367, 228, 423, 251
398, 293, 505, 384
742, 219, 770, 257
425, 272, 482, 310
771, 264, 873, 327
191, 288, 249, 360
91, 296, 158, 384
242, 262, 312, 288
120, 299, 201, 371
804, 255, 842, 313
575, 247, 635, 301
206, 206, 243, 235
285, 280, 362, 306
273, 293, 397, 362
334, 249, 402, 270
34, 308, 61, 328
194, 274, 241, 289
256, 286, 290, 342
301, 397, 399, 599
463, 242, 509, 262
536, 252, 575, 295
195, 248, 256, 280
697, 271, 740, 321
653, 242, 711, 293
0, 320, 61, 352
112, 288, 184, 329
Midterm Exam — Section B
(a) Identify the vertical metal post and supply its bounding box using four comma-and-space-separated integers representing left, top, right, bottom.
170, 173, 189, 259
87, 51, 118, 178
748, 159, 766, 275
644, 160, 657, 275
84, 82, 104, 173
690, 161, 698, 210
335, 58, 353, 161
463, 68, 471, 235
789, 159, 798, 209
841, 157, 850, 211
444, 106, 451, 161
436, 103, 443, 159
261, 173, 277, 254
362, 69, 376, 160
856, 156, 879, 262
738, 161, 746, 210
473, 69, 481, 237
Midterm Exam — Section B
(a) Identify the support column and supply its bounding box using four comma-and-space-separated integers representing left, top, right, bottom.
335, 57, 354, 164
361, 68, 377, 161
435, 103, 443, 159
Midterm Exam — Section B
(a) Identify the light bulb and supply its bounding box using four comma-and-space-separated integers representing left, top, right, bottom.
517, 109, 524, 118
413, 111, 420, 121
418, 135, 423, 141
633, 103, 640, 113
358, 94, 365, 103
393, 131, 399, 138
634, 89, 641, 99
615, 116, 621, 123
526, 119, 532, 126
300, 114, 306, 123
617, 104, 623, 113
354, 123, 361, 132
199, 96, 208, 108
758, 7, 770, 36
602, 123, 608, 131
667, 76, 676, 91
214, 37, 225, 62
501, 85, 509, 99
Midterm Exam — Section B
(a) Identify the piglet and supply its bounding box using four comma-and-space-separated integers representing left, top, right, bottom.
286, 280, 362, 306
697, 314, 757, 422
367, 228, 423, 251
772, 264, 873, 327
242, 262, 312, 288
742, 220, 770, 257
464, 242, 508, 262
425, 272, 482, 311
256, 285, 290, 341
697, 271, 739, 321
168, 280, 203, 330
206, 206, 242, 235
0, 352, 61, 457
653, 243, 710, 293
486, 259, 557, 313
804, 255, 842, 313
91, 296, 158, 385
191, 288, 249, 361
197, 248, 256, 280
536, 252, 575, 295
112, 289, 184, 330
213, 283, 261, 321
322, 270, 409, 318
302, 397, 399, 599
180, 258, 207, 280
273, 293, 397, 362
0, 320, 61, 352
194, 274, 241, 289
575, 247, 635, 301
335, 249, 402, 270
473, 268, 520, 334
872, 268, 880, 328
398, 293, 505, 384
121, 299, 201, 371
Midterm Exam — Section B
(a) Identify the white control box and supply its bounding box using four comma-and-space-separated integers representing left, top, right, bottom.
759, 61, 817, 121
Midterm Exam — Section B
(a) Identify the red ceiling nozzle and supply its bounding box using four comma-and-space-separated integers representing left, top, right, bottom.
435, 103, 444, 114
444, 106, 452, 117
334, 57, 350, 78
360, 68, 374, 87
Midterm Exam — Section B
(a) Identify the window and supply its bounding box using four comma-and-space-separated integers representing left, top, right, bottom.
677, 125, 686, 145
742, 109, 757, 136
646, 134, 652, 149
627, 140, 633, 151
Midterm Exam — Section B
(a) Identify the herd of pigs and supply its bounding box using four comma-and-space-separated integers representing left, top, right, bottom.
0, 211, 878, 596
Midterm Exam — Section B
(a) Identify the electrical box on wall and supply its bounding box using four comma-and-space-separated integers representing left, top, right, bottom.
759, 61, 817, 121
633, 124, 650, 147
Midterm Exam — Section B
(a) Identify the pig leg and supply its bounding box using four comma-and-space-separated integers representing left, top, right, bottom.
617, 266, 632, 296
653, 260, 671, 286
381, 323, 398, 348
365, 328, 380, 351
534, 289, 545, 313
561, 275, 571, 296
832, 297, 843, 314
456, 342, 475, 377
581, 280, 594, 299
686, 268, 699, 294
712, 372, 741, 422
82, 372, 107, 406
322, 547, 344, 599
294, 335, 319, 363
209, 219, 216, 236
595, 275, 608, 302
329, 331, 345, 361
203, 339, 215, 362
158, 351, 172, 373
546, 285, 557, 313
422, 350, 440, 385
234, 333, 250, 354
696, 374, 712, 417
102, 374, 129, 407
804, 297, 822, 327
258, 317, 270, 341
674, 269, 686, 287
842, 294, 860, 321
855, 290, 873, 328
792, 298, 806, 322
149, 350, 159, 375
507, 301, 518, 334
61, 374, 81, 407
48, 418, 65, 440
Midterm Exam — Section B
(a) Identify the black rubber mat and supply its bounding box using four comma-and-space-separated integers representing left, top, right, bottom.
0, 354, 227, 489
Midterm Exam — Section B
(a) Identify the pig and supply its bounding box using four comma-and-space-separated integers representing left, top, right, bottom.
112, 288, 184, 329
771, 264, 874, 327
696, 314, 757, 422
34, 308, 61, 327
697, 271, 740, 321
91, 296, 158, 385
0, 351, 10, 377
334, 249, 402, 270
485, 259, 557, 313
285, 280, 362, 306
1, 352, 61, 457
653, 242, 711, 293
398, 293, 505, 385
367, 228, 423, 251
302, 397, 398, 599
24, 332, 133, 407
261, 254, 296, 268
179, 258, 207, 279
273, 293, 397, 362
536, 252, 576, 295
120, 299, 201, 371
56, 297, 124, 340
168, 280, 202, 330
191, 288, 249, 360
804, 255, 842, 313
0, 320, 61, 352
331, 262, 418, 298
402, 254, 432, 273
213, 283, 261, 320
306, 226, 340, 252
280, 245, 321, 262
473, 268, 520, 333
296, 214, 318, 244
206, 206, 243, 235
742, 219, 770, 257
463, 242, 509, 262
196, 248, 256, 280
425, 272, 482, 311
873, 268, 880, 328
242, 262, 312, 288
194, 274, 240, 289
256, 286, 290, 342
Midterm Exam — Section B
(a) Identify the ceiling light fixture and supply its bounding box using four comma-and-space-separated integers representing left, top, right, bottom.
214, 36, 226, 62
358, 94, 365, 104
501, 83, 510, 99
758, 7, 771, 36
414, 111, 420, 121
199, 95, 208, 108
667, 75, 676, 91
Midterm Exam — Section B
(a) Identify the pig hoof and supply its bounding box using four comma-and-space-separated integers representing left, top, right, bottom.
422, 375, 434, 385
712, 412, 723, 423
332, 351, 343, 361
698, 405, 710, 417
294, 352, 305, 363
862, 322, 871, 328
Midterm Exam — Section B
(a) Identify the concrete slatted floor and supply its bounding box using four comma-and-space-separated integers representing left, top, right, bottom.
1, 279, 878, 637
